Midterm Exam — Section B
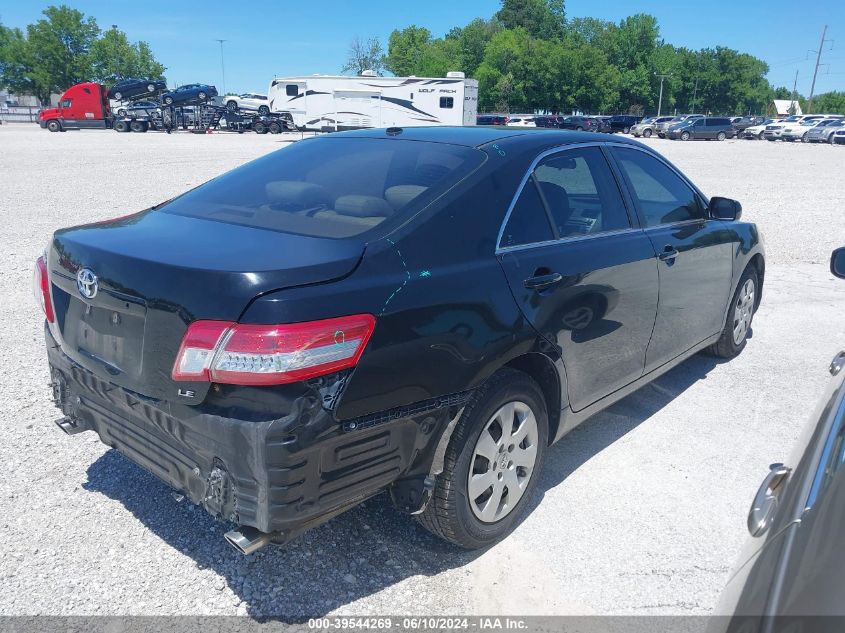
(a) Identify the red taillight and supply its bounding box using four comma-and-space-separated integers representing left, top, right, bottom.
33, 256, 55, 323
171, 314, 376, 385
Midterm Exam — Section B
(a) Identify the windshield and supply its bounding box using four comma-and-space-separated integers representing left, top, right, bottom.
160, 137, 485, 239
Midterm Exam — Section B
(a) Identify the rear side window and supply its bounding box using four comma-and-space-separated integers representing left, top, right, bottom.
613, 147, 703, 227
440, 97, 454, 109
501, 181, 554, 247
160, 137, 485, 239
533, 147, 631, 238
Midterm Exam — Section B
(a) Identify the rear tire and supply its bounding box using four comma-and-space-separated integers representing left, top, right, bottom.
163, 96, 173, 105
623, 126, 631, 134
147, 83, 155, 93
198, 91, 208, 101
258, 105, 270, 116
268, 121, 281, 134
717, 131, 727, 141
113, 120, 129, 133
707, 266, 758, 359
253, 121, 267, 134
416, 368, 548, 549
113, 91, 123, 101
226, 100, 238, 112
129, 120, 147, 133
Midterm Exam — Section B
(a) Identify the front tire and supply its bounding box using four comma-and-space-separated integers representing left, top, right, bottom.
680, 131, 691, 141
258, 105, 270, 116
416, 368, 548, 549
623, 126, 631, 134
643, 128, 652, 138
46, 120, 61, 132
226, 100, 238, 112
708, 266, 758, 359
113, 91, 123, 101
198, 91, 208, 101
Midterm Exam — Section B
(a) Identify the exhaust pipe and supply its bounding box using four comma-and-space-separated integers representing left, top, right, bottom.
224, 526, 274, 555
53, 416, 89, 436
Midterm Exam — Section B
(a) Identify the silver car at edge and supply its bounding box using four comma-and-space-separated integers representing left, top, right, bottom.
631, 116, 675, 138
805, 119, 845, 143
710, 248, 845, 631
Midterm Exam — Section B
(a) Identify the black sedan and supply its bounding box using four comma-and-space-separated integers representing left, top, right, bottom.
710, 249, 845, 631
107, 78, 167, 101
35, 127, 764, 553
161, 83, 218, 106
558, 115, 598, 131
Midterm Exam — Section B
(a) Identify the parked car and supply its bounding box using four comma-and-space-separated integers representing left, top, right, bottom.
834, 129, 845, 145
225, 93, 270, 115
161, 84, 218, 106
593, 116, 613, 133
506, 116, 536, 127
532, 115, 561, 128
667, 117, 735, 141
107, 78, 167, 101
781, 118, 836, 142
742, 118, 780, 140
115, 100, 160, 118
762, 114, 828, 141
810, 120, 845, 144
476, 114, 508, 126
732, 116, 765, 136
608, 114, 643, 133
557, 116, 597, 131
36, 127, 763, 553
710, 248, 845, 629
655, 115, 704, 138
631, 116, 675, 138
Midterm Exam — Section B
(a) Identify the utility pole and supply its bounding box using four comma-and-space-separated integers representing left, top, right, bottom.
807, 25, 831, 113
214, 39, 228, 95
691, 76, 699, 113
790, 69, 799, 115
655, 73, 671, 117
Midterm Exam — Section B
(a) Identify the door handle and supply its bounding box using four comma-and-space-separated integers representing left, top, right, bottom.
658, 245, 679, 262
524, 272, 563, 291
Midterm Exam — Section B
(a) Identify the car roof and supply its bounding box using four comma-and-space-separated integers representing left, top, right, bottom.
329, 126, 648, 150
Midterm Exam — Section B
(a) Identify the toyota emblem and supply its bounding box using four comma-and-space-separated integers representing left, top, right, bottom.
76, 268, 98, 299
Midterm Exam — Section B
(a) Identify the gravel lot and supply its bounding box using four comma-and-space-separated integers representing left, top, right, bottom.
1, 124, 844, 618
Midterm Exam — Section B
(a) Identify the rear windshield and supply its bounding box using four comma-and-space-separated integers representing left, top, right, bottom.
160, 137, 485, 239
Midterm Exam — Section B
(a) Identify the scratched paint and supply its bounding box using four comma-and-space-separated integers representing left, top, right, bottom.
380, 238, 412, 315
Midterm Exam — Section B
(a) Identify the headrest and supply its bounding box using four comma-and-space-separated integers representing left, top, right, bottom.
265, 181, 331, 207
384, 185, 427, 210
538, 181, 570, 212
334, 195, 393, 218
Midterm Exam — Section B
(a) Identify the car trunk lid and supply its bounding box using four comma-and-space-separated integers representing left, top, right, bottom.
48, 209, 363, 401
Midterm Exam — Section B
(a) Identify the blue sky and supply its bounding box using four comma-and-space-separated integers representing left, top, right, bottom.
1, 0, 843, 95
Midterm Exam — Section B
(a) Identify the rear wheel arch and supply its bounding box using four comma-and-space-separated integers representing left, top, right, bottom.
503, 353, 562, 445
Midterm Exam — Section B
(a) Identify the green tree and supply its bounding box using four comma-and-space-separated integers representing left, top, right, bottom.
385, 26, 433, 76
495, 0, 565, 39
89, 26, 165, 82
25, 5, 100, 101
0, 6, 166, 105
809, 91, 845, 115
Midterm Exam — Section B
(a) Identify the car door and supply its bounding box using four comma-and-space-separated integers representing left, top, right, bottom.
497, 145, 659, 411
610, 146, 734, 372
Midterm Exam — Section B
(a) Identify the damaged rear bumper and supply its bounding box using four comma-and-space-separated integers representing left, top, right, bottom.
45, 326, 468, 548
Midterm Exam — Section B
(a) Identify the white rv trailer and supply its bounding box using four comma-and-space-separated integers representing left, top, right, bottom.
267, 71, 478, 131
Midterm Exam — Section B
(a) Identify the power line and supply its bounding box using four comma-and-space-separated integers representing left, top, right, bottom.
214, 39, 227, 95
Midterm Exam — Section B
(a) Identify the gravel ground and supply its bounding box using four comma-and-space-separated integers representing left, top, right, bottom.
1, 124, 844, 617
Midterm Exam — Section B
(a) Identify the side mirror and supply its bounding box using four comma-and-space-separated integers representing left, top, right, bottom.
831, 247, 845, 279
747, 463, 791, 537
709, 197, 742, 221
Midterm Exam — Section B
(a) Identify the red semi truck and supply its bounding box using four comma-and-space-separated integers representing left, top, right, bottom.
38, 82, 114, 132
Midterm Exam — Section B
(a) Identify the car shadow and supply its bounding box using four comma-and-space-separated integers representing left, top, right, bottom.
82, 351, 725, 619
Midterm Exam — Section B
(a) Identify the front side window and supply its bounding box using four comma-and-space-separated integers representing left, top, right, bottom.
533, 147, 631, 238
60, 99, 72, 108
160, 137, 485, 239
286, 84, 299, 97
614, 147, 703, 227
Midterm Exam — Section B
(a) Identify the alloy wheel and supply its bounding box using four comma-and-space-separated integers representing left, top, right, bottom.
468, 401, 538, 523
732, 278, 755, 345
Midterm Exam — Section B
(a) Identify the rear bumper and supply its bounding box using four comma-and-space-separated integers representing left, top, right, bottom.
45, 325, 460, 541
